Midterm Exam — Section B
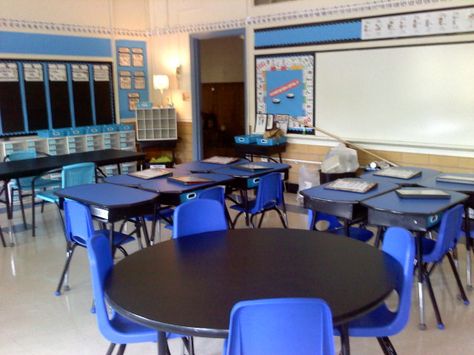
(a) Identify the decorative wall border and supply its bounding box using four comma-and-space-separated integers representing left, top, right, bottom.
0, 0, 451, 37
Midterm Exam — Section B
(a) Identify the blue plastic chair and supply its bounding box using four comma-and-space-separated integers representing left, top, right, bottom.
336, 227, 415, 353
5, 150, 59, 229
230, 172, 288, 228
55, 199, 136, 296
417, 204, 468, 329
224, 298, 335, 355
307, 210, 373, 242
35, 162, 96, 234
173, 199, 227, 238
86, 232, 181, 354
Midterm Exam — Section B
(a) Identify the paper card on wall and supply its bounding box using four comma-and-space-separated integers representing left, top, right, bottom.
23, 63, 43, 82
118, 47, 131, 67
274, 114, 289, 134
48, 64, 67, 81
119, 71, 132, 89
132, 53, 144, 67
93, 65, 109, 81
255, 113, 266, 134
0, 63, 19, 82
72, 64, 89, 82
128, 92, 140, 111
134, 71, 145, 89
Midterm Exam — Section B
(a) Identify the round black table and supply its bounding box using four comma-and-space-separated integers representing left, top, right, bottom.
105, 228, 400, 355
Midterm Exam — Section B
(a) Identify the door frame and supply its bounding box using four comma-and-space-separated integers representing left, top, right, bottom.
190, 28, 246, 160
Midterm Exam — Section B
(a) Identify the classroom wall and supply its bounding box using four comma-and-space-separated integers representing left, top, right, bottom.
200, 37, 244, 84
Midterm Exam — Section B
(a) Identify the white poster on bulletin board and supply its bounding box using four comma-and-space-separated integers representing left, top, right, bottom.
0, 63, 19, 82
48, 64, 67, 81
24, 63, 43, 82
72, 64, 89, 82
93, 65, 109, 81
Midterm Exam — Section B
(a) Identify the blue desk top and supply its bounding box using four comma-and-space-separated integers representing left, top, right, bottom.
139, 173, 234, 194
362, 188, 468, 215
174, 159, 247, 173
361, 166, 440, 186
418, 173, 474, 194
56, 183, 159, 209
300, 180, 398, 203
216, 162, 290, 178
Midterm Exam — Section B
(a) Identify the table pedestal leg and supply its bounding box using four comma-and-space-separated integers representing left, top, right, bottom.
157, 330, 167, 355
339, 324, 351, 355
416, 232, 427, 330
464, 205, 472, 289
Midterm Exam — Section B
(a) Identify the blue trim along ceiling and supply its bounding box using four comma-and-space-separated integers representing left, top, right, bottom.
255, 21, 361, 48
115, 39, 149, 120
0, 31, 111, 57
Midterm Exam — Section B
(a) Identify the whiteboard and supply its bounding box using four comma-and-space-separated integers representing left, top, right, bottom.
316, 43, 474, 148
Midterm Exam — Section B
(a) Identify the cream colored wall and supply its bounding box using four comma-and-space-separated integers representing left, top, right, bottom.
200, 37, 244, 83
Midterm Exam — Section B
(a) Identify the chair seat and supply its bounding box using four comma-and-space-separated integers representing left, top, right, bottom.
109, 312, 157, 342
335, 304, 398, 337
72, 230, 135, 248
10, 177, 60, 190
144, 207, 174, 221
230, 199, 278, 214
36, 190, 60, 204
419, 237, 440, 263
335, 226, 374, 243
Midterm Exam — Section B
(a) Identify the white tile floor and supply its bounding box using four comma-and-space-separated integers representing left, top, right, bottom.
1, 195, 474, 355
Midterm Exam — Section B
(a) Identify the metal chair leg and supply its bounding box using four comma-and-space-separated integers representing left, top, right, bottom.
424, 268, 445, 329
258, 211, 266, 228
17, 187, 28, 230
447, 253, 470, 305
377, 337, 397, 355
55, 243, 77, 296
183, 336, 195, 355
0, 226, 6, 248
106, 343, 116, 355
274, 207, 288, 228
31, 188, 36, 236
116, 344, 126, 355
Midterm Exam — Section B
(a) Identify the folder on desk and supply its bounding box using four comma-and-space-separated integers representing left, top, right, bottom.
168, 175, 212, 185
436, 174, 474, 185
373, 168, 421, 179
129, 168, 172, 180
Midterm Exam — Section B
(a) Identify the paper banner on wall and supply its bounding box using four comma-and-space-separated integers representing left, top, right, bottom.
72, 64, 89, 82
48, 64, 67, 81
132, 48, 144, 67
128, 92, 140, 111
118, 47, 131, 67
134, 71, 145, 89
119, 71, 132, 89
23, 63, 43, 82
0, 63, 19, 82
93, 65, 109, 81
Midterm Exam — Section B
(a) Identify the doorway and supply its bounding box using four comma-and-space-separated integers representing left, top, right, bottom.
190, 29, 246, 160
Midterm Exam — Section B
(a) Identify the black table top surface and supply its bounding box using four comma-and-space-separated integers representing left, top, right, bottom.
0, 149, 145, 180
105, 228, 400, 337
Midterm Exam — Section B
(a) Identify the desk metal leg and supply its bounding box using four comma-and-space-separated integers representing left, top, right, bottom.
109, 222, 115, 251
464, 205, 472, 289
416, 232, 427, 330
157, 330, 168, 355
339, 324, 351, 355
240, 189, 250, 227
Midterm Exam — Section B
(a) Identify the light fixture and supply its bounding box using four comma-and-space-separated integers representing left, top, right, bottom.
153, 74, 169, 107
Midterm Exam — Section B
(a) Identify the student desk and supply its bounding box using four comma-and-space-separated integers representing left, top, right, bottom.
105, 228, 401, 355
234, 142, 286, 163
301, 180, 398, 236
361, 166, 440, 186
0, 149, 145, 239
418, 173, 474, 289
56, 183, 158, 247
362, 189, 467, 330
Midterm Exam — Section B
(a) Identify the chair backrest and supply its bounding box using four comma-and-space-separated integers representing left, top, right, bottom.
61, 162, 96, 188
226, 298, 335, 355
431, 204, 464, 259
172, 199, 227, 238
86, 232, 118, 342
63, 199, 96, 245
381, 227, 415, 334
252, 172, 283, 213
198, 185, 225, 206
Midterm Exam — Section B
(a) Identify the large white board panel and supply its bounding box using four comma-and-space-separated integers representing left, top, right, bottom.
316, 43, 474, 148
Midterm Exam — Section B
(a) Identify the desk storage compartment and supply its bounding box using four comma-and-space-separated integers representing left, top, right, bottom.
234, 134, 263, 144
256, 136, 287, 146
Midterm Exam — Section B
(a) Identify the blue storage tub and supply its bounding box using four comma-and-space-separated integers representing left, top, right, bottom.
234, 134, 263, 144
102, 124, 118, 132
86, 125, 102, 134
118, 124, 134, 131
256, 136, 287, 146
68, 127, 86, 136
37, 129, 69, 138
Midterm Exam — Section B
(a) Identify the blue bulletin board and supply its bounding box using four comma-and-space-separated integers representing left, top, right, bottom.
255, 53, 315, 134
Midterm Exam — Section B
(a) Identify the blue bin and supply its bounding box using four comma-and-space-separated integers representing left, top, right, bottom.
256, 136, 287, 146
234, 134, 263, 144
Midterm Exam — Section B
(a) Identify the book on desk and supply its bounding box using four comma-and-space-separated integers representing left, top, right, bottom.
167, 175, 212, 185
324, 178, 377, 193
395, 188, 450, 199
201, 156, 240, 165
373, 167, 421, 179
129, 168, 172, 180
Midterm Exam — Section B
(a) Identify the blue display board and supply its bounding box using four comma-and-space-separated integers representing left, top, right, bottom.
115, 39, 149, 119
